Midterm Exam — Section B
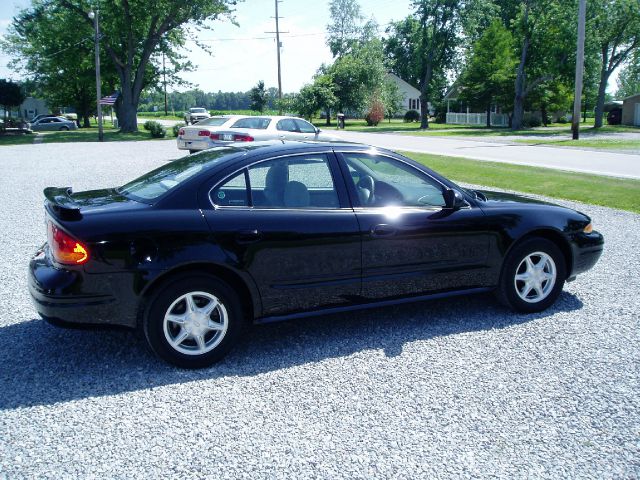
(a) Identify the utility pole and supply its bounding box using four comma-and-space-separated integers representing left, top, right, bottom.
89, 9, 103, 142
163, 52, 168, 116
572, 0, 587, 140
266, 1, 288, 114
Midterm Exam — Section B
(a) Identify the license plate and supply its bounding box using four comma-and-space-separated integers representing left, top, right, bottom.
221, 133, 234, 141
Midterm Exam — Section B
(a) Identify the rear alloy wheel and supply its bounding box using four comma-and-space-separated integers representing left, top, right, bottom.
497, 237, 566, 313
144, 274, 245, 368
60, 126, 69, 131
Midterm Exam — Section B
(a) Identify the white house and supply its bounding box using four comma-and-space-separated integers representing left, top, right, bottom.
386, 73, 423, 116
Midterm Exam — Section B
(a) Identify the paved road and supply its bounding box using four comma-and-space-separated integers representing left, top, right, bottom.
0, 140, 638, 478
140, 118, 639, 179
328, 129, 640, 179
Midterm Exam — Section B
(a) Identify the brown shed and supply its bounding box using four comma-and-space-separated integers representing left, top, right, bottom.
621, 93, 640, 126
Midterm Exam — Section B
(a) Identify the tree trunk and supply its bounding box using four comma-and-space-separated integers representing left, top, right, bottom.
486, 104, 491, 127
512, 5, 530, 131
325, 108, 331, 126
512, 37, 529, 130
419, 55, 433, 130
541, 103, 548, 126
117, 100, 138, 132
594, 63, 609, 128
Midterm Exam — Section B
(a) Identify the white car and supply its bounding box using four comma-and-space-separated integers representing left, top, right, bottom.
184, 107, 211, 125
177, 115, 338, 153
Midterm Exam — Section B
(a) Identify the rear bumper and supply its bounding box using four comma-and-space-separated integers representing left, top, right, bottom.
569, 231, 604, 278
177, 139, 211, 151
28, 247, 136, 329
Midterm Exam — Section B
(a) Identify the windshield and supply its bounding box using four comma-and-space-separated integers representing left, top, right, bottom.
191, 108, 206, 113
118, 148, 238, 201
196, 117, 232, 126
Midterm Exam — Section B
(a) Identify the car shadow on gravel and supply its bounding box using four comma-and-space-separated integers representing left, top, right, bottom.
0, 292, 582, 409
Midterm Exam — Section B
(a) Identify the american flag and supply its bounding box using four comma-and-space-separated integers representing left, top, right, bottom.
99, 92, 119, 106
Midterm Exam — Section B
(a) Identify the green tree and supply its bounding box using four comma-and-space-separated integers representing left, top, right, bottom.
1, 3, 111, 127
0, 79, 25, 121
458, 20, 516, 127
590, 0, 640, 127
328, 37, 386, 115
380, 79, 405, 122
326, 0, 364, 57
412, 0, 467, 129
249, 81, 267, 113
12, 0, 236, 132
296, 75, 337, 124
508, 0, 575, 129
616, 50, 640, 99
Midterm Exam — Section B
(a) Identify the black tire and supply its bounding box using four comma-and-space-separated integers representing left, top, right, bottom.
59, 126, 69, 131
189, 149, 198, 154
496, 237, 566, 313
143, 274, 245, 368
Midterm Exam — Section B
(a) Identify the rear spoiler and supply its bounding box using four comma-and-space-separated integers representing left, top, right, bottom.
44, 186, 82, 220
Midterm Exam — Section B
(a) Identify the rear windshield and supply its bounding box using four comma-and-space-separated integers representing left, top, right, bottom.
118, 148, 238, 201
231, 117, 271, 129
196, 117, 232, 126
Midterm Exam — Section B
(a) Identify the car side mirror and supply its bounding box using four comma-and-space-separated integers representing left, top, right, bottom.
443, 188, 467, 210
315, 127, 321, 134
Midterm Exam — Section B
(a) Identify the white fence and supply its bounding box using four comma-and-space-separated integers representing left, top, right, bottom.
446, 112, 509, 127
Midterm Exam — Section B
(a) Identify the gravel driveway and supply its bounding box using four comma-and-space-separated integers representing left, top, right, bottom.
1, 140, 638, 479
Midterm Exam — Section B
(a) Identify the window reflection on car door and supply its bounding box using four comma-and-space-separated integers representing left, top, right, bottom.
337, 152, 492, 299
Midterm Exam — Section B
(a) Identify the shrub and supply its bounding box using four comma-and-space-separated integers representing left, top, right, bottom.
403, 110, 420, 122
522, 114, 542, 128
172, 123, 185, 137
556, 116, 568, 124
143, 120, 155, 131
365, 98, 385, 126
146, 121, 166, 138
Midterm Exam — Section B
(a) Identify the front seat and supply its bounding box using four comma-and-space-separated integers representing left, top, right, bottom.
263, 163, 288, 206
283, 181, 310, 208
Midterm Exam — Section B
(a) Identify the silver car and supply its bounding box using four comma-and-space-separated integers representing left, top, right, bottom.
177, 115, 338, 153
29, 116, 78, 131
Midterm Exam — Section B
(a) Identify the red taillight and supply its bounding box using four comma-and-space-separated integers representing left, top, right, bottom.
198, 130, 210, 137
209, 133, 220, 140
178, 128, 185, 136
234, 134, 254, 142
48, 222, 89, 265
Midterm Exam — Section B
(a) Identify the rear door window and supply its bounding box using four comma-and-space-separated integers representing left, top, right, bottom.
231, 117, 271, 129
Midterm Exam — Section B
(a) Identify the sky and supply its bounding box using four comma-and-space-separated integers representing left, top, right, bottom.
0, 0, 413, 93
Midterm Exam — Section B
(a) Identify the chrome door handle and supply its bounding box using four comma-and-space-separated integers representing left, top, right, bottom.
235, 229, 262, 244
370, 224, 396, 237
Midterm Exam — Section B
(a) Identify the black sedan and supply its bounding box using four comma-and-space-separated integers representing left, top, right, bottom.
29, 142, 604, 368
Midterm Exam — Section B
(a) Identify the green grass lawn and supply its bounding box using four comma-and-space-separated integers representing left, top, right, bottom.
512, 137, 640, 150
40, 126, 173, 143
0, 133, 37, 146
402, 151, 640, 213
1, 124, 176, 145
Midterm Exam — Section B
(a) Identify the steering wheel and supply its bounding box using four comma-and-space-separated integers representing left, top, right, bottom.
357, 175, 376, 205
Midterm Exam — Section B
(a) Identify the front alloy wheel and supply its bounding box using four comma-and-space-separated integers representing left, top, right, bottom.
497, 237, 566, 313
514, 251, 557, 303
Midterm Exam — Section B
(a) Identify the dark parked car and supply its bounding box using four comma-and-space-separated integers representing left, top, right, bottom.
29, 142, 604, 368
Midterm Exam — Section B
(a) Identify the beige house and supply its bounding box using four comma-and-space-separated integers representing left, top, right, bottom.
621, 93, 640, 126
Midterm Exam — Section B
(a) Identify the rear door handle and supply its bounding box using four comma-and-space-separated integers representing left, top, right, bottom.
371, 224, 396, 237
235, 229, 262, 244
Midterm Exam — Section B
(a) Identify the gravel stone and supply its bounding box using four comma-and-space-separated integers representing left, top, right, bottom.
0, 140, 638, 479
